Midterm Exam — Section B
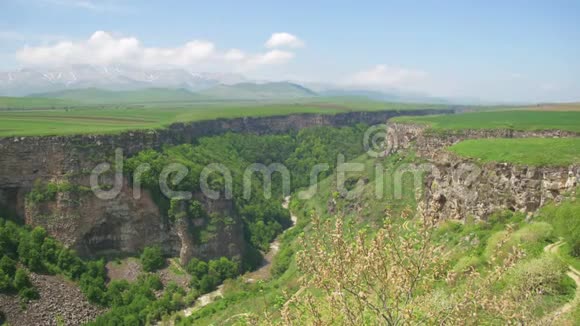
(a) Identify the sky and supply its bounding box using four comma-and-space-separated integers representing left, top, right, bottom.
0, 0, 579, 102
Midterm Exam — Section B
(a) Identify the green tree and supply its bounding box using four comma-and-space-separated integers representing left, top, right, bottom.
186, 258, 208, 279
13, 269, 32, 290
141, 246, 165, 272
0, 255, 16, 278
209, 257, 238, 281
0, 273, 12, 292
57, 249, 84, 279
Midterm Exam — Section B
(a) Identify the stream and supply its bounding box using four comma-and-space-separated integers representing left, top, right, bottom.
170, 196, 297, 321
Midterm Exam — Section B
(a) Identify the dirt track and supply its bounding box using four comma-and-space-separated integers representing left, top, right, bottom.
542, 240, 580, 323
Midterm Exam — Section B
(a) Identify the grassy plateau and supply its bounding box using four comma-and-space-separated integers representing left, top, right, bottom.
449, 138, 580, 166
392, 110, 580, 133
0, 97, 446, 137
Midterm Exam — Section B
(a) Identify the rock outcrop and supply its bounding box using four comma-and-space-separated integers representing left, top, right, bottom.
386, 122, 579, 220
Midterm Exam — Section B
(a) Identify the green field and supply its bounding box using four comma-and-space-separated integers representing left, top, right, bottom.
0, 98, 447, 137
392, 110, 580, 133
449, 138, 580, 166
0, 96, 80, 109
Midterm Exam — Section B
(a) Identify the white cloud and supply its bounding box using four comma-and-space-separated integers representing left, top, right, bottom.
252, 50, 294, 65
16, 31, 296, 70
348, 64, 428, 90
265, 32, 305, 48
224, 49, 246, 61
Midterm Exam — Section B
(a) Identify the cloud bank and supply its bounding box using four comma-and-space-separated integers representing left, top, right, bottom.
348, 64, 428, 90
265, 32, 305, 48
16, 31, 299, 71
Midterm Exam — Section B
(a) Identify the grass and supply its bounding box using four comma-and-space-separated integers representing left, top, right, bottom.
0, 98, 448, 137
0, 96, 79, 109
392, 110, 580, 133
537, 191, 580, 270
448, 138, 580, 166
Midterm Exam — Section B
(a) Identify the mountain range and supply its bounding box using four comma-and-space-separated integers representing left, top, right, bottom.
0, 65, 458, 104
0, 65, 246, 96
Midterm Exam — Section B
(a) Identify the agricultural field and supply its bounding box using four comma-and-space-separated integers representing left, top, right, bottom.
449, 138, 580, 166
0, 97, 447, 137
393, 107, 580, 166
392, 110, 580, 133
0, 96, 79, 109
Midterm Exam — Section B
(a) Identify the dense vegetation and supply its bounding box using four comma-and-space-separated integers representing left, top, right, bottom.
393, 110, 580, 132
448, 138, 580, 166
125, 125, 368, 261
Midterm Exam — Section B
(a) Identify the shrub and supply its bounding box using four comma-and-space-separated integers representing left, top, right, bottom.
140, 246, 165, 272
18, 287, 39, 301
168, 199, 187, 222
506, 254, 568, 296
186, 258, 208, 279
484, 223, 553, 261
0, 273, 12, 292
199, 274, 219, 293
13, 269, 32, 291
452, 256, 482, 274
0, 255, 16, 277
189, 200, 204, 219
271, 246, 294, 277
538, 200, 580, 252
13, 269, 39, 301
208, 257, 238, 280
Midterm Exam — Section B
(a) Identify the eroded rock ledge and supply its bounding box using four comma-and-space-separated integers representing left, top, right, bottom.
386, 122, 579, 220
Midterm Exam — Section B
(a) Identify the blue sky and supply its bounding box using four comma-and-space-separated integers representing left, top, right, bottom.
1, 0, 579, 102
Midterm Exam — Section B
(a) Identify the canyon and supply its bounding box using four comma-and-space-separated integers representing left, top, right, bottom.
0, 109, 452, 262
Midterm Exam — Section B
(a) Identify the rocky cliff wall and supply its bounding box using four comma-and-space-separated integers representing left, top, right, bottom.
0, 109, 453, 260
386, 122, 580, 158
0, 109, 452, 192
386, 122, 579, 221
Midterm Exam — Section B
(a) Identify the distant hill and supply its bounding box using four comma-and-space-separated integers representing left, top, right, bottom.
318, 89, 452, 104
0, 65, 246, 96
28, 82, 318, 104
30, 88, 209, 104
199, 82, 317, 100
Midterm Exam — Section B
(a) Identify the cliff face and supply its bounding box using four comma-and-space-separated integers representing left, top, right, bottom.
386, 122, 579, 220
0, 109, 452, 260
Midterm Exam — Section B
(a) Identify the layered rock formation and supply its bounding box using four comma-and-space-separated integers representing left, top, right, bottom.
386, 122, 579, 220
